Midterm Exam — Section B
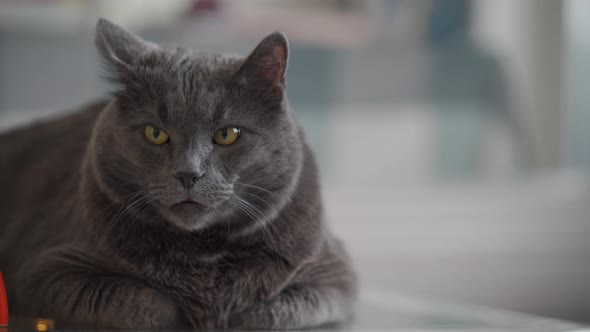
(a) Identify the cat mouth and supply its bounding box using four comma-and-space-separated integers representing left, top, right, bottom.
170, 200, 207, 210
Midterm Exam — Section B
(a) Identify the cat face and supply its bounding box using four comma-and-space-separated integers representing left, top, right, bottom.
90, 19, 303, 232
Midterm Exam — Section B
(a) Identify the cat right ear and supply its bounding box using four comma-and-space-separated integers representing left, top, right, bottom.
95, 18, 157, 70
237, 32, 289, 88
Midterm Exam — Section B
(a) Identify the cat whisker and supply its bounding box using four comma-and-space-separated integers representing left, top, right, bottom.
99, 192, 154, 244
228, 197, 266, 232
86, 190, 144, 226
229, 196, 282, 262
243, 210, 282, 265
233, 182, 274, 195
102, 194, 158, 245
240, 191, 274, 210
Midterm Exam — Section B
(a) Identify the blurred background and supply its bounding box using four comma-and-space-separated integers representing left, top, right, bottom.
1, 0, 589, 324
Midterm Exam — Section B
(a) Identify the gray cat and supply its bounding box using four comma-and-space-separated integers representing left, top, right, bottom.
0, 19, 356, 330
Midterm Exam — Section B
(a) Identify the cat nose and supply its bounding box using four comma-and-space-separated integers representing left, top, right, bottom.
174, 171, 204, 189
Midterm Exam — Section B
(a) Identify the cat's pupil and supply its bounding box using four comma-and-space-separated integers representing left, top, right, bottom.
221, 129, 228, 139
153, 128, 160, 138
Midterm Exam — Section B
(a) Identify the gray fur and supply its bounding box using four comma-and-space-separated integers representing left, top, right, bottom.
0, 18, 356, 330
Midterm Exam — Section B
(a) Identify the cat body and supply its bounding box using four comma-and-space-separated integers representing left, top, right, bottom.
0, 19, 355, 329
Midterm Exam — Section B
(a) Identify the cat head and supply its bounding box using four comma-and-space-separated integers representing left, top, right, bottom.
89, 19, 303, 233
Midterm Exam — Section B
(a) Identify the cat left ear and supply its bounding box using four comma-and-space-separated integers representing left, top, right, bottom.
238, 32, 289, 88
95, 18, 158, 70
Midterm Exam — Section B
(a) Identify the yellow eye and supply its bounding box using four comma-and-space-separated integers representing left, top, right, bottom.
213, 127, 240, 145
144, 125, 169, 145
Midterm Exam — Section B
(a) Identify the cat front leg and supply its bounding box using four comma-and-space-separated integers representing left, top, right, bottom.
225, 237, 357, 330
226, 284, 354, 330
13, 245, 185, 329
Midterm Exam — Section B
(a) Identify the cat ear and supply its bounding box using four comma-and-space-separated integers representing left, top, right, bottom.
238, 32, 289, 87
95, 18, 157, 70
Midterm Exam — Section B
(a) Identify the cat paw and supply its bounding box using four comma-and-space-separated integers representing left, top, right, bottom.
116, 289, 184, 329
226, 307, 275, 331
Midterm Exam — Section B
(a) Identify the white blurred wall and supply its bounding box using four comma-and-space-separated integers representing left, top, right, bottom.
472, 0, 563, 169
564, 0, 590, 168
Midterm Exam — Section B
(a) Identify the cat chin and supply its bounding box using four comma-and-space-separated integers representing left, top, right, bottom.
158, 204, 217, 232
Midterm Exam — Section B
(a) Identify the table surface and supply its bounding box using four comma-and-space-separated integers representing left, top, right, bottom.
349, 289, 584, 331
5, 289, 585, 331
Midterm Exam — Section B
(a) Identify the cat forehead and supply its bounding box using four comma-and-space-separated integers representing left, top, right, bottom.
128, 52, 241, 111
139, 50, 242, 77
155, 84, 230, 125
120, 49, 278, 126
